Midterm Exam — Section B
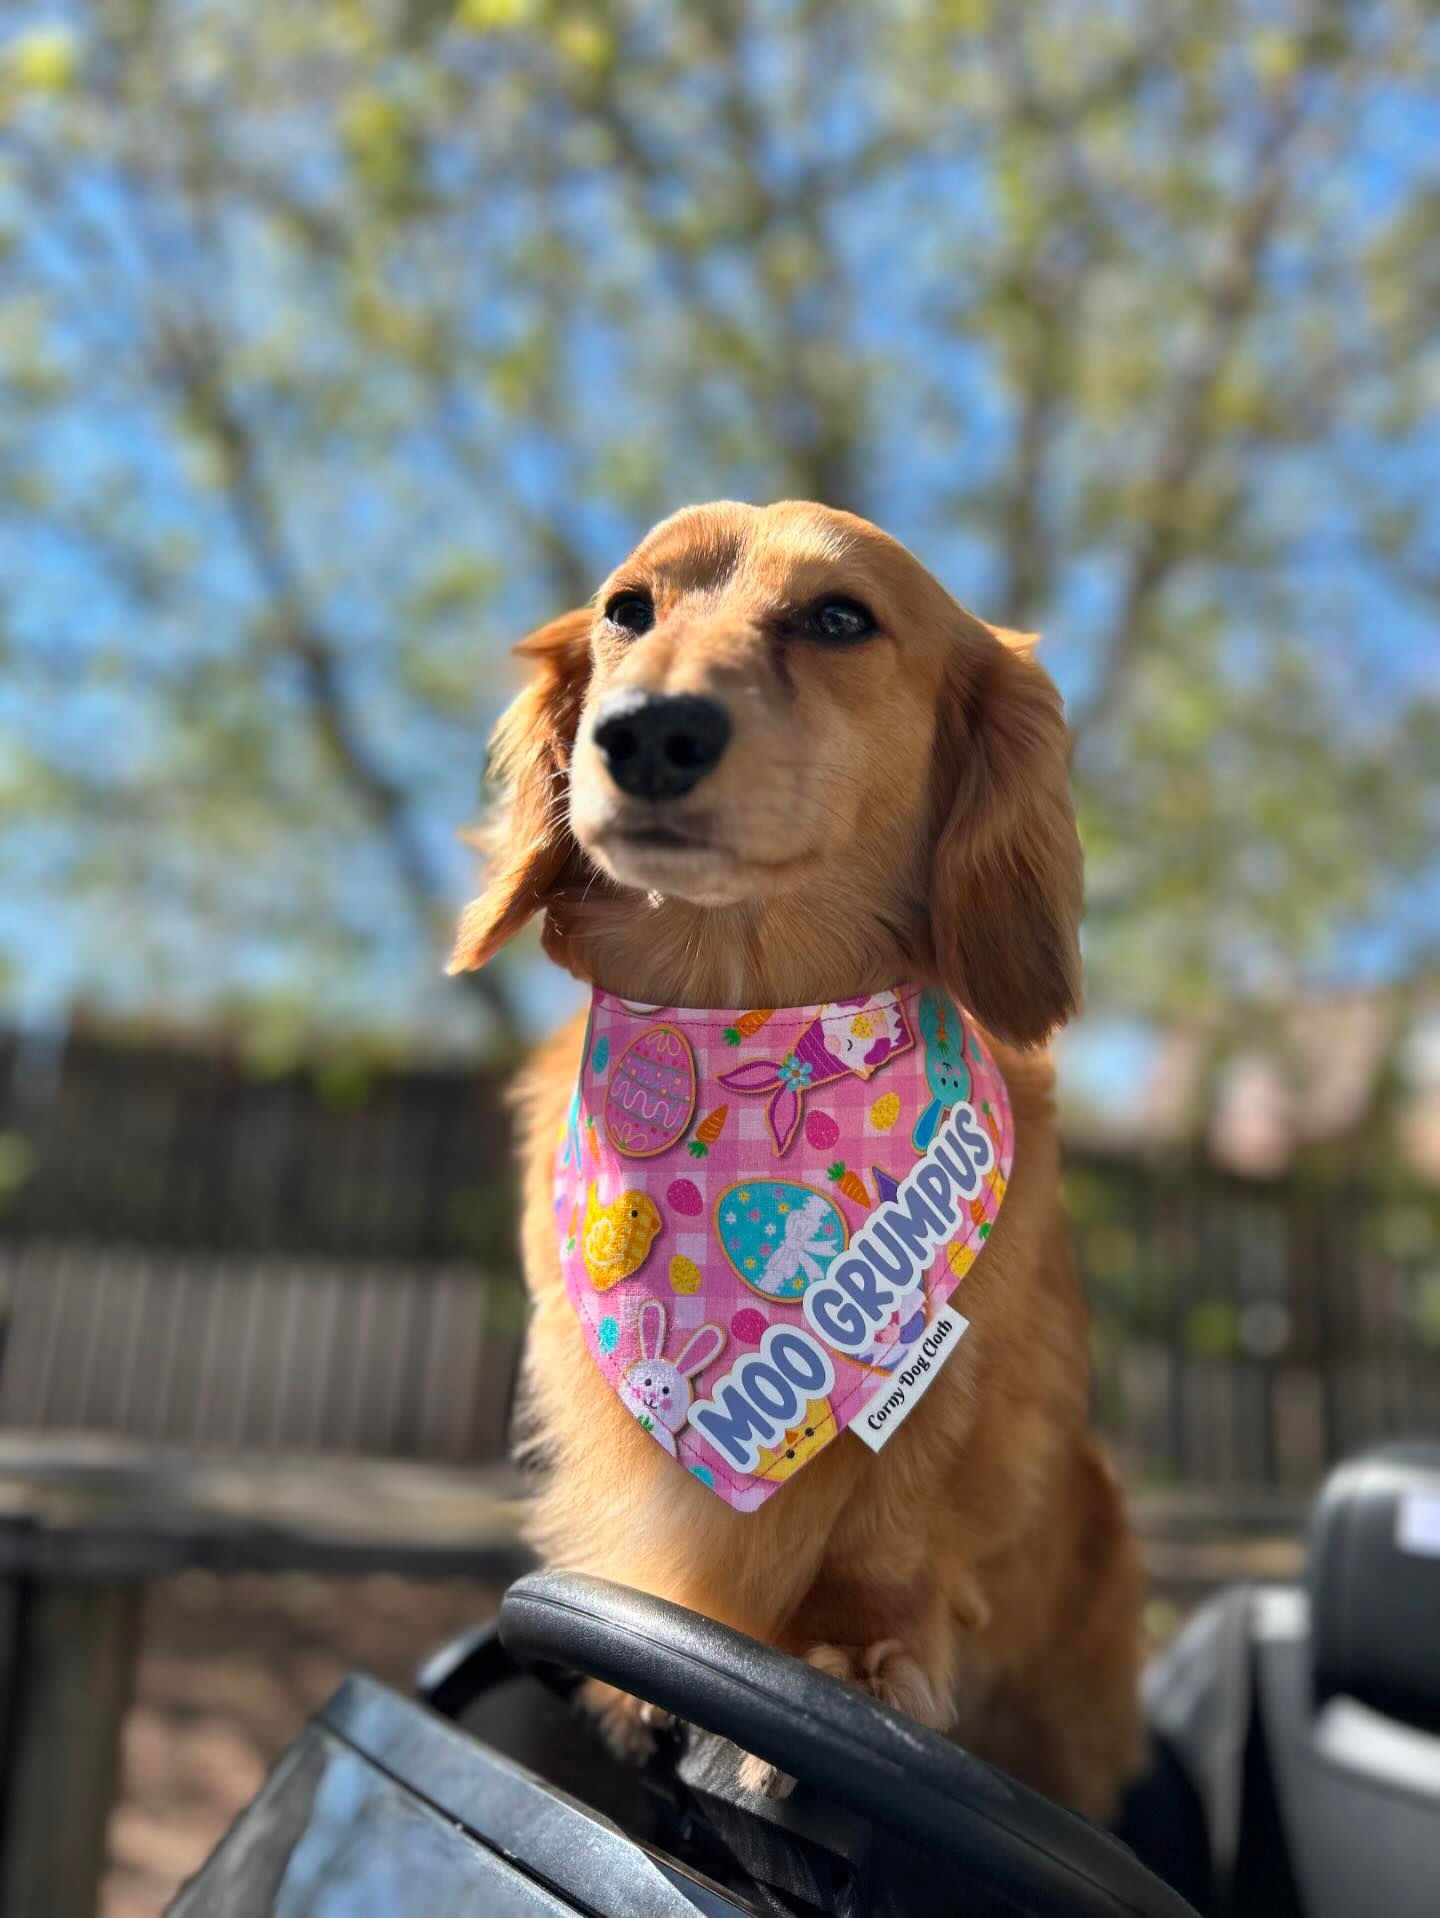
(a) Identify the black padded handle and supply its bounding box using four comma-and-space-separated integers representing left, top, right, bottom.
499, 1571, 1197, 1918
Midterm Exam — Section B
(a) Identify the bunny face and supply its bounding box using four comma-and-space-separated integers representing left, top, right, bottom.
622, 1301, 725, 1437
625, 1357, 689, 1431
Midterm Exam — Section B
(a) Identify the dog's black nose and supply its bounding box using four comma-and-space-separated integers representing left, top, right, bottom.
592, 692, 732, 800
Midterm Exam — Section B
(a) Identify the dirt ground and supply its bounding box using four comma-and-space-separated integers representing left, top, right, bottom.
100, 1572, 505, 1918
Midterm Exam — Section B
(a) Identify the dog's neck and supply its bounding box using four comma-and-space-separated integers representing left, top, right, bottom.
546, 878, 925, 1012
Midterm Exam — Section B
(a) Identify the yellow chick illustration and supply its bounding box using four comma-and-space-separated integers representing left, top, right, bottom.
582, 1182, 662, 1291
752, 1398, 837, 1483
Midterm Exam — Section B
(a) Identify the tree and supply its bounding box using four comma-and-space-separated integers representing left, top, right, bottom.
0, 0, 1435, 1054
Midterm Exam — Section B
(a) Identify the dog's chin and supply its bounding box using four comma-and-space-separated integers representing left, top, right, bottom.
580, 825, 806, 908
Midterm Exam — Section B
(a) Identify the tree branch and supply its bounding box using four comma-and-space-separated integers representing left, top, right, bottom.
1067, 82, 1312, 745
151, 314, 515, 1029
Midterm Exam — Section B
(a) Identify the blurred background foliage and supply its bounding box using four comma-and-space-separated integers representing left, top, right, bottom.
0, 0, 1436, 1063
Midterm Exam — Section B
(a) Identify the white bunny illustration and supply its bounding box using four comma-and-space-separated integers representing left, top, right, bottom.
763, 1194, 840, 1295
617, 1300, 725, 1456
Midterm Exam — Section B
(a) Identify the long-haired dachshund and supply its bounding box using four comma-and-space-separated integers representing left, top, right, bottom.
451, 501, 1144, 1815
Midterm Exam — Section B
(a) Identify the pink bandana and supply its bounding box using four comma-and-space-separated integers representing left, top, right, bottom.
555, 986, 1014, 1512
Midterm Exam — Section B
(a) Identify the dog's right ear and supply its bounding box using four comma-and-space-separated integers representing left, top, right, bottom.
447, 608, 593, 974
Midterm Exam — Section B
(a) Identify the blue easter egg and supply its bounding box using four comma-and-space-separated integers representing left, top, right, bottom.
689, 1464, 715, 1489
598, 1315, 619, 1355
591, 1034, 610, 1075
716, 1180, 848, 1301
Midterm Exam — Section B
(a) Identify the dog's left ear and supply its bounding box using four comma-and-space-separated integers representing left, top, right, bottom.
928, 622, 1083, 1048
447, 608, 593, 974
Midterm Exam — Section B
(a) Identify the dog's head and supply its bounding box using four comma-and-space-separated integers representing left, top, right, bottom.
450, 501, 1081, 1047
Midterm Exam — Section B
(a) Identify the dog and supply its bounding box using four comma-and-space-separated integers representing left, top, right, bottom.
450, 500, 1145, 1817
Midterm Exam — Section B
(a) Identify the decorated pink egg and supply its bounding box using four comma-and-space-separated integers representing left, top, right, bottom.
666, 1178, 704, 1217
603, 1023, 698, 1158
804, 1109, 840, 1151
730, 1308, 768, 1345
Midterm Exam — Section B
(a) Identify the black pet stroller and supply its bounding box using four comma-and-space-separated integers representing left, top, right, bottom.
172, 1442, 1440, 1916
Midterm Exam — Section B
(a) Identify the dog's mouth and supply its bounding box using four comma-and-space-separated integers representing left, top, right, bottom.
583, 808, 810, 904
610, 820, 714, 853
590, 806, 726, 862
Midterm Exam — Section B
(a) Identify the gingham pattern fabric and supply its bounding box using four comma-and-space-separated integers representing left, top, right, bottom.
555, 985, 1015, 1512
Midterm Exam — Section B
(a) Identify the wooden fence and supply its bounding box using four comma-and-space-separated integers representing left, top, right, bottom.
1, 1025, 1437, 1484
0, 1243, 522, 1462
1071, 1154, 1440, 1485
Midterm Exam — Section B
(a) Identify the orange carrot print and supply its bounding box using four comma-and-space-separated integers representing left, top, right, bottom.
722, 1009, 775, 1046
687, 1104, 729, 1159
827, 1161, 870, 1209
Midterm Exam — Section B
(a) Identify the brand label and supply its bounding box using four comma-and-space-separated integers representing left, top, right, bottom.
852, 1305, 970, 1452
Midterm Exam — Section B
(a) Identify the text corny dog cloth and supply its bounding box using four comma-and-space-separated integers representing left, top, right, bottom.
555, 986, 1014, 1512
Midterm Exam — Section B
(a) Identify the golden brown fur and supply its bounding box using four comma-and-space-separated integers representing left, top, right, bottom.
452, 501, 1144, 1818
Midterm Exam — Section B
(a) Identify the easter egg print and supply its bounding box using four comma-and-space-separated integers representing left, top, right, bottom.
730, 1307, 768, 1345
604, 1023, 697, 1158
803, 1109, 839, 1151
666, 1178, 704, 1217
590, 1034, 610, 1075
598, 1315, 619, 1355
869, 1091, 901, 1133
669, 1255, 702, 1295
689, 1465, 715, 1489
716, 1179, 848, 1301
947, 1242, 975, 1279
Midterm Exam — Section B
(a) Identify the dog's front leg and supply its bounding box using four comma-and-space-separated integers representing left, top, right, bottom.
530, 1429, 838, 1763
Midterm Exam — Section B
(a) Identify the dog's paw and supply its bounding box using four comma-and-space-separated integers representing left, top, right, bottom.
735, 1639, 954, 1795
855, 1638, 950, 1727
736, 1747, 798, 1799
807, 1638, 952, 1727
579, 1677, 674, 1762
733, 1644, 856, 1800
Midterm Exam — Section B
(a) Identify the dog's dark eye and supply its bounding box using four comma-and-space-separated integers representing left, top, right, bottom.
604, 590, 654, 636
807, 597, 876, 644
